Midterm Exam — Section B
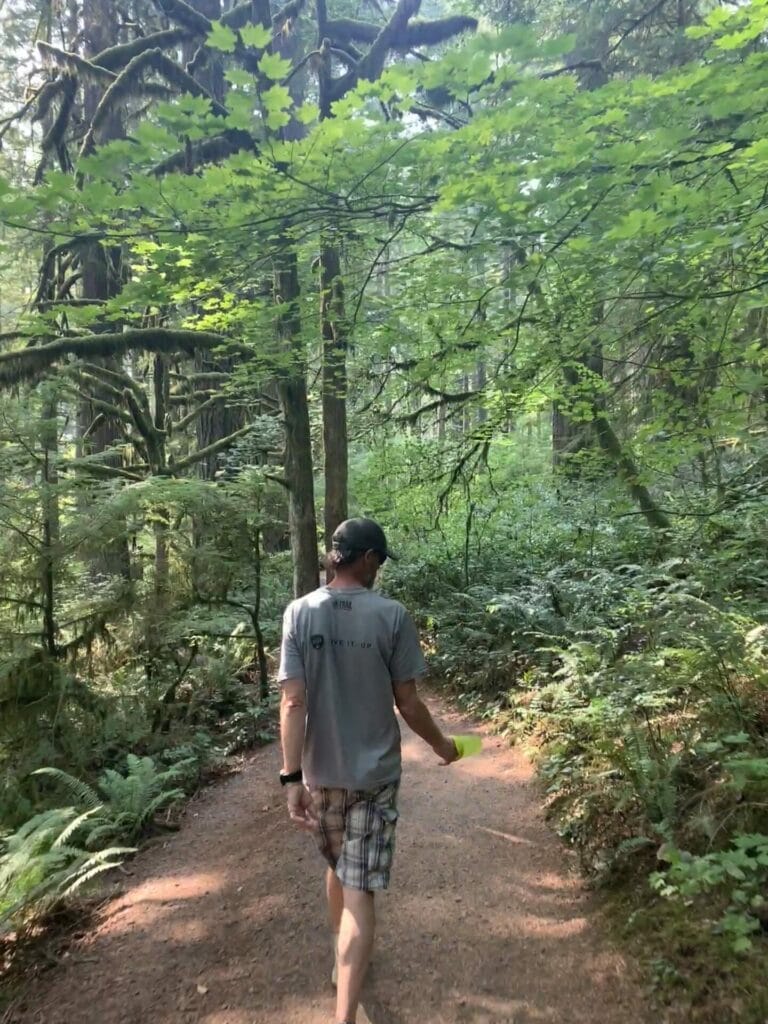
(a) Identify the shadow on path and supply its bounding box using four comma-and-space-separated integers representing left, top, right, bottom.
10, 697, 649, 1024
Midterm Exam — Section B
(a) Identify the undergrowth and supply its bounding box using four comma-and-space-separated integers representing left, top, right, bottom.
0, 636, 277, 949
384, 493, 768, 1023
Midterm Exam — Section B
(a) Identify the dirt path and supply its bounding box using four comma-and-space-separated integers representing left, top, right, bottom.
12, 699, 650, 1024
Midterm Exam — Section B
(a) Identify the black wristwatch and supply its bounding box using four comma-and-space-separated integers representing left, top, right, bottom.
279, 768, 303, 786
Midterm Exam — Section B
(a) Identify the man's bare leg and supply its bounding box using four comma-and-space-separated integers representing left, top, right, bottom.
326, 867, 343, 984
335, 887, 375, 1023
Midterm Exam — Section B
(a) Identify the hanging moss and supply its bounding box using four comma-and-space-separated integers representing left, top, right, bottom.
82, 49, 229, 156
37, 41, 116, 82
33, 77, 69, 125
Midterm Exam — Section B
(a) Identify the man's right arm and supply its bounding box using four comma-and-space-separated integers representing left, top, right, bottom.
393, 680, 458, 764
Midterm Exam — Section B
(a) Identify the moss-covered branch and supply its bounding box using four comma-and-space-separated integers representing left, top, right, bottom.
356, 0, 421, 82
63, 459, 144, 482
152, 128, 257, 175
123, 387, 167, 471
171, 423, 253, 472
402, 16, 476, 46
95, 29, 191, 71
81, 48, 228, 156
327, 8, 476, 100
0, 329, 237, 387
169, 389, 219, 404
150, 0, 213, 36
328, 0, 476, 101
174, 394, 228, 431
326, 18, 379, 44
37, 41, 116, 82
77, 393, 133, 427
274, 0, 305, 29
79, 362, 146, 399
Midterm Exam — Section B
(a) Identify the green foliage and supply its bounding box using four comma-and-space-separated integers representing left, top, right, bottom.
34, 755, 190, 843
652, 835, 768, 953
0, 808, 133, 935
370, 430, 768, 1014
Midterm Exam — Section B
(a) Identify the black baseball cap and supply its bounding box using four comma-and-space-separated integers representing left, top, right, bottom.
331, 517, 397, 563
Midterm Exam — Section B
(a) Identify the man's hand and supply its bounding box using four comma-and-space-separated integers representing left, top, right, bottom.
435, 736, 459, 766
286, 783, 319, 831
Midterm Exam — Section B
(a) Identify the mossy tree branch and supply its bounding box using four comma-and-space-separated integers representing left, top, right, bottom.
37, 41, 116, 82
81, 48, 229, 156
327, 1, 477, 101
0, 329, 238, 387
94, 29, 191, 71
171, 423, 254, 472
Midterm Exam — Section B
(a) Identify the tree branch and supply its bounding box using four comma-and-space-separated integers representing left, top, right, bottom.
171, 423, 254, 472
0, 329, 241, 387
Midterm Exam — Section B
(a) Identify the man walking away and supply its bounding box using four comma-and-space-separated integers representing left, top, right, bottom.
278, 517, 458, 1024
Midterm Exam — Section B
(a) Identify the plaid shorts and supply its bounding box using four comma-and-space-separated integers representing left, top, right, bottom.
310, 781, 400, 892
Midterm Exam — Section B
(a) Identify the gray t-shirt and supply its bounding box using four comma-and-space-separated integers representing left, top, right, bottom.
278, 585, 427, 791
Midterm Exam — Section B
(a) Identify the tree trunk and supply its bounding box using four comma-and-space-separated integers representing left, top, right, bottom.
561, 362, 671, 531
275, 250, 319, 597
316, 9, 349, 553
591, 411, 671, 531
320, 240, 349, 550
553, 323, 603, 473
40, 388, 59, 661
252, 526, 269, 700
78, 0, 130, 579
552, 401, 589, 469
475, 361, 487, 425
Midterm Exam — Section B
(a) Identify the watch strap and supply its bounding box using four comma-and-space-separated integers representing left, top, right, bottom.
280, 768, 303, 786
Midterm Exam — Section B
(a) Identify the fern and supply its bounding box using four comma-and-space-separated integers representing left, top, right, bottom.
54, 806, 104, 847
33, 768, 101, 811
96, 754, 186, 835
0, 807, 134, 933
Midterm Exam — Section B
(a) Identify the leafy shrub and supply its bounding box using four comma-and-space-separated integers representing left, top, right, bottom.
652, 835, 768, 953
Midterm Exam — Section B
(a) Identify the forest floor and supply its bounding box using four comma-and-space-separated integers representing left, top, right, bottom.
6, 697, 655, 1024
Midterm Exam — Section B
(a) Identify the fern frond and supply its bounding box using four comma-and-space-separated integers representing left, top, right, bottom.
33, 768, 101, 810
138, 788, 184, 826
54, 806, 105, 847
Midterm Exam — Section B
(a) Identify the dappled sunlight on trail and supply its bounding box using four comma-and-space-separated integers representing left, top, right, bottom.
9, 697, 649, 1024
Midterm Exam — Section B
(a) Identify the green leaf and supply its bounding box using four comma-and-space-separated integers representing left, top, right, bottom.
262, 84, 292, 129
225, 68, 254, 88
207, 20, 238, 53
295, 102, 319, 125
257, 52, 292, 81
240, 23, 272, 48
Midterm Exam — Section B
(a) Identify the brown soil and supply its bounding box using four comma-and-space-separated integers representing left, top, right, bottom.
8, 698, 653, 1024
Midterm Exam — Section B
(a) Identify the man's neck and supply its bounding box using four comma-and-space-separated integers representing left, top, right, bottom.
328, 571, 366, 589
